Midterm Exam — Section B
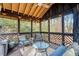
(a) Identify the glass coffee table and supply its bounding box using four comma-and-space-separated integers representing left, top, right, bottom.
32, 41, 49, 56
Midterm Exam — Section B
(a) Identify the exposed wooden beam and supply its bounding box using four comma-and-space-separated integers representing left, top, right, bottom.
36, 4, 51, 18
39, 5, 51, 18
1, 3, 53, 20
29, 4, 37, 16
18, 3, 27, 13
33, 5, 42, 17
39, 9, 48, 18
36, 6, 46, 18
24, 3, 33, 15
12, 3, 20, 12
3, 3, 12, 10
0, 14, 17, 20
1, 9, 39, 21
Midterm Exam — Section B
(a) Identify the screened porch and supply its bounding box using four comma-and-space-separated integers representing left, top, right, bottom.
0, 3, 79, 56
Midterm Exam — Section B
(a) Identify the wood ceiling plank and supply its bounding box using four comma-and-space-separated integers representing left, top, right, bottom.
39, 4, 51, 18
36, 6, 46, 18
33, 5, 42, 17
12, 3, 20, 12
29, 4, 37, 16
3, 3, 12, 10
39, 8, 48, 18
24, 3, 33, 15
38, 4, 52, 18
18, 3, 27, 13
1, 3, 53, 20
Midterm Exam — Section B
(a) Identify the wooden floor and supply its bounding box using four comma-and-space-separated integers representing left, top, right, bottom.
8, 43, 57, 56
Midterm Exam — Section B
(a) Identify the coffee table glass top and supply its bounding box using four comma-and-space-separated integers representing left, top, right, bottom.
32, 41, 49, 49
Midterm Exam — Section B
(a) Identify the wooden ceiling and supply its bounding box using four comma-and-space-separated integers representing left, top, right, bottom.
1, 3, 53, 20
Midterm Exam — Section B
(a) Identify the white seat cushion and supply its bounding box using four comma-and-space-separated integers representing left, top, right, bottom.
63, 48, 75, 56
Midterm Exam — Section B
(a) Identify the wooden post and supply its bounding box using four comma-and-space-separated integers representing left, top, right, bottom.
48, 17, 50, 43
62, 4, 65, 45
18, 18, 20, 34
31, 18, 33, 37
17, 17, 20, 42
40, 19, 42, 33
73, 4, 79, 44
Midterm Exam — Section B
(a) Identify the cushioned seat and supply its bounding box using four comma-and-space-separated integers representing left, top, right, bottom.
8, 41, 17, 48
19, 35, 30, 46
49, 45, 67, 56
63, 48, 75, 56
0, 40, 8, 56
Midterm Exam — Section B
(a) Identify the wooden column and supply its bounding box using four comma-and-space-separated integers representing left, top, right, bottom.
18, 18, 20, 34
31, 19, 33, 37
17, 17, 20, 42
77, 4, 79, 44
73, 4, 79, 44
39, 19, 42, 33
62, 4, 65, 45
48, 17, 50, 43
